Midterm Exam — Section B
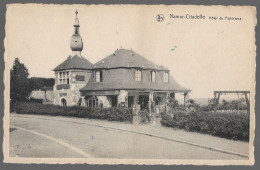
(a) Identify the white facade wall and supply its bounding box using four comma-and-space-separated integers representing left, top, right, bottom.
30, 90, 54, 101
97, 96, 112, 108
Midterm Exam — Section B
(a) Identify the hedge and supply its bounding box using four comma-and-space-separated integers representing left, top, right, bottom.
161, 111, 249, 141
14, 102, 133, 122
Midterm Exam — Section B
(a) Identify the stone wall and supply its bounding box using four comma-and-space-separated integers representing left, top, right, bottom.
53, 84, 86, 106
53, 69, 92, 106
30, 90, 54, 101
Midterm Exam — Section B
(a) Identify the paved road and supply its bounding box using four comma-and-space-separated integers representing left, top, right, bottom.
10, 114, 248, 159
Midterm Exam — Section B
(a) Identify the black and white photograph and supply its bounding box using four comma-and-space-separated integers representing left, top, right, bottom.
3, 4, 256, 165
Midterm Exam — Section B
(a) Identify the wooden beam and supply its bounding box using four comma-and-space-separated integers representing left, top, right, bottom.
213, 90, 250, 113
148, 92, 153, 113
44, 91, 47, 101
184, 93, 187, 107
214, 92, 217, 112
214, 91, 250, 94
217, 92, 221, 104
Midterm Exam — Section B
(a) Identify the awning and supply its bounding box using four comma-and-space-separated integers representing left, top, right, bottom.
81, 90, 119, 96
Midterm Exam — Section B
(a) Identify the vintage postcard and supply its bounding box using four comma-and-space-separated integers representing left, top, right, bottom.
3, 4, 256, 165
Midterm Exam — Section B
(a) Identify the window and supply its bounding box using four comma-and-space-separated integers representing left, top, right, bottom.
75, 75, 85, 81
86, 97, 98, 107
95, 71, 102, 82
59, 72, 62, 85
151, 71, 156, 82
135, 70, 142, 81
66, 72, 69, 84
163, 72, 169, 83
58, 71, 70, 85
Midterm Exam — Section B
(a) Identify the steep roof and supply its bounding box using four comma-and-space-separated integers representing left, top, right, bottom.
80, 69, 190, 93
54, 55, 93, 71
94, 49, 169, 71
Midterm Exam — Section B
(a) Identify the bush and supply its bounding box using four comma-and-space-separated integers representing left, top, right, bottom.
139, 109, 151, 124
26, 98, 43, 103
15, 102, 133, 123
161, 111, 249, 141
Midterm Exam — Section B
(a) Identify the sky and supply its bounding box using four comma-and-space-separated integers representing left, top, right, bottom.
5, 5, 256, 99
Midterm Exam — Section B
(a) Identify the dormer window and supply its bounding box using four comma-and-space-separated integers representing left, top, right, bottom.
163, 72, 169, 83
135, 69, 142, 82
151, 71, 156, 82
95, 70, 102, 82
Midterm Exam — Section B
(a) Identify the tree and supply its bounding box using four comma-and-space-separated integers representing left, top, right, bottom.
10, 58, 32, 102
187, 99, 195, 104
186, 99, 200, 111
166, 96, 179, 108
29, 77, 55, 90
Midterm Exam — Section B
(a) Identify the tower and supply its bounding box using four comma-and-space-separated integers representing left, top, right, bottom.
70, 10, 83, 57
53, 10, 93, 106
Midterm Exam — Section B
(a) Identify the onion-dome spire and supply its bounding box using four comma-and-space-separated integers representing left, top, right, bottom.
70, 10, 83, 55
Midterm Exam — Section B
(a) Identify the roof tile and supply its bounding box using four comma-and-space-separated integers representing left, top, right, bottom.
80, 69, 190, 93
54, 55, 93, 71
94, 49, 169, 71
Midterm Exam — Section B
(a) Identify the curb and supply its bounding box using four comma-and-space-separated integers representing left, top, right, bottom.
11, 114, 249, 159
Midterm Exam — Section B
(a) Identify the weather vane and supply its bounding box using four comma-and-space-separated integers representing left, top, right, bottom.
75, 9, 78, 18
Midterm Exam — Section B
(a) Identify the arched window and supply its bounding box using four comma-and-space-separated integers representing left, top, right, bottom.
135, 69, 142, 81
151, 71, 156, 82
61, 98, 67, 107
95, 71, 102, 82
163, 72, 169, 83
85, 96, 98, 107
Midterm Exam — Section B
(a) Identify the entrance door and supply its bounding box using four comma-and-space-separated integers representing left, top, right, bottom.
138, 95, 149, 110
61, 98, 67, 106
111, 95, 118, 107
128, 96, 134, 108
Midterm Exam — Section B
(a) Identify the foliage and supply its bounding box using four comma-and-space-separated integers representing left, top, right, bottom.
29, 77, 55, 90
14, 102, 133, 122
218, 99, 248, 110
10, 100, 15, 113
186, 99, 200, 111
10, 58, 32, 102
26, 98, 43, 103
139, 109, 152, 124
200, 98, 248, 111
199, 105, 214, 112
166, 96, 179, 108
161, 111, 249, 141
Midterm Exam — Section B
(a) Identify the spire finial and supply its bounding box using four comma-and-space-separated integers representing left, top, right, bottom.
75, 9, 78, 18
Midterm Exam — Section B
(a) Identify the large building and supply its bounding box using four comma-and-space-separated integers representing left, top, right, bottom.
53, 11, 190, 113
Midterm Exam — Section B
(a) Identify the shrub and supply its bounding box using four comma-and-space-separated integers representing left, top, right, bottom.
26, 98, 43, 103
139, 109, 151, 124
161, 111, 249, 141
15, 102, 133, 123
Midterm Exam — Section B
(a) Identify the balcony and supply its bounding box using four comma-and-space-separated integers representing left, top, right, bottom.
56, 84, 70, 90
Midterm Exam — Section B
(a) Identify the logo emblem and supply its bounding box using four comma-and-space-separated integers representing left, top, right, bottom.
156, 14, 165, 22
